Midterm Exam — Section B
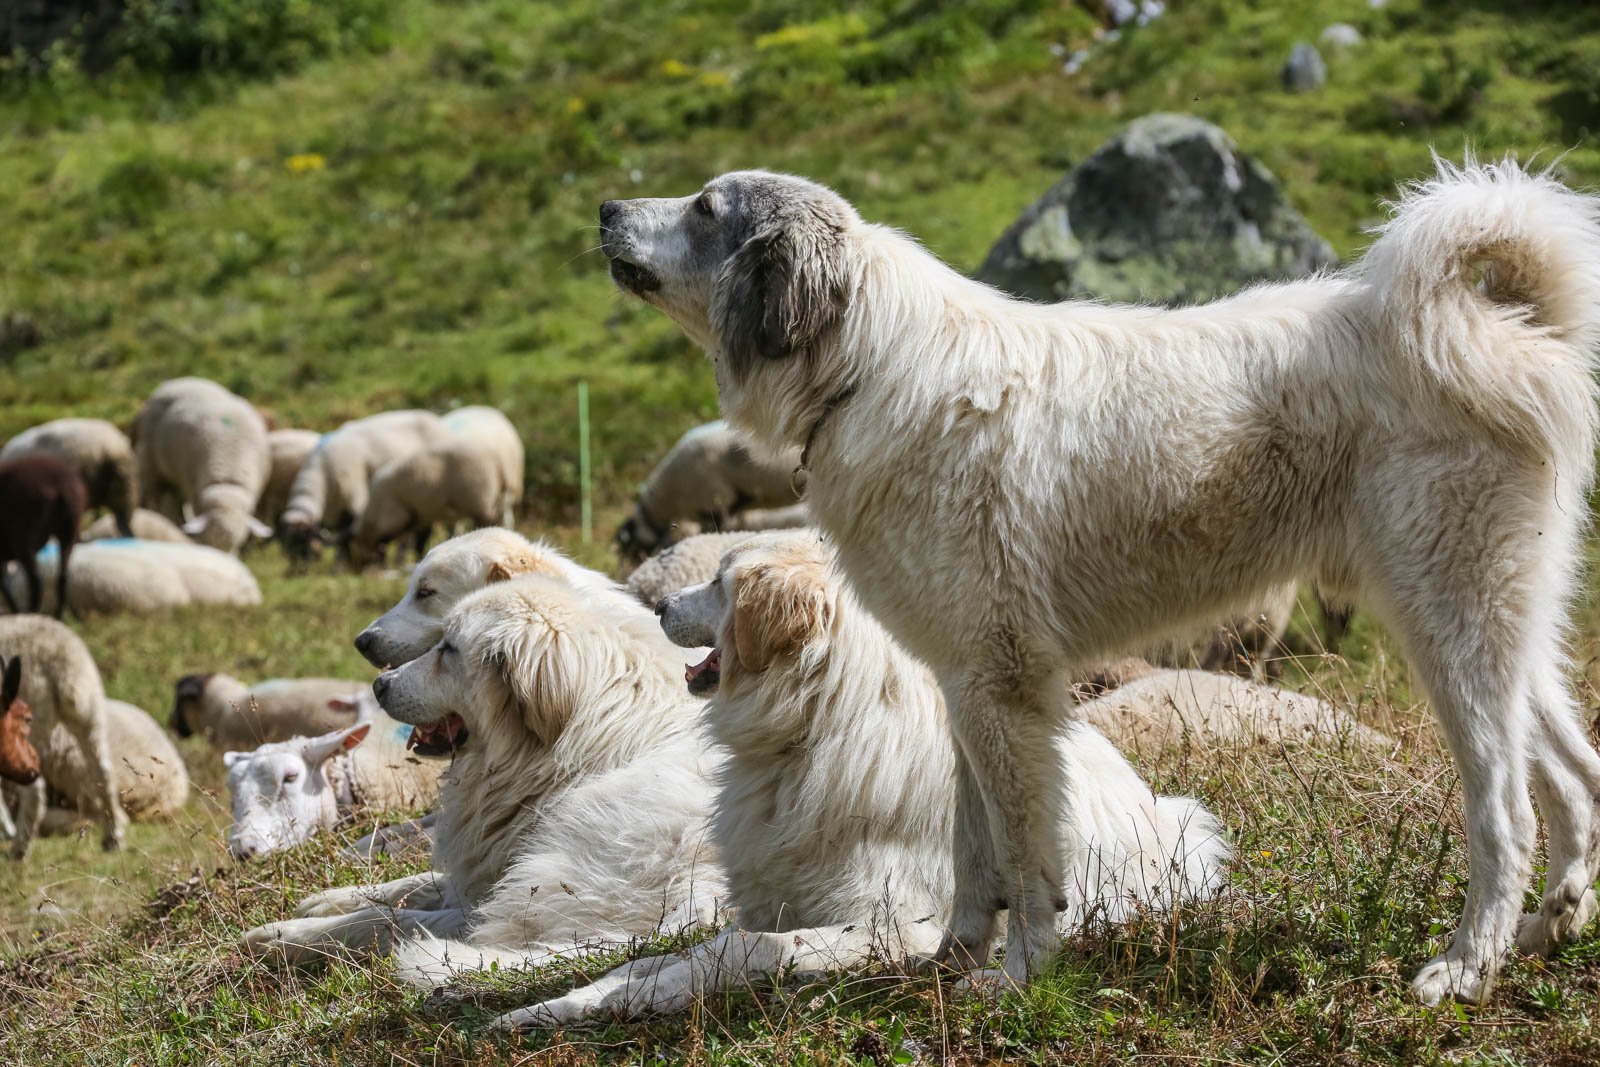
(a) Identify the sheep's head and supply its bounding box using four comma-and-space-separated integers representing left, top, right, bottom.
224, 723, 370, 859
0, 657, 40, 786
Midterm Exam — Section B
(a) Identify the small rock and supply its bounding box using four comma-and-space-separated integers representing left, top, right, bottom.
976, 113, 1337, 307
1281, 42, 1327, 92
1319, 23, 1363, 51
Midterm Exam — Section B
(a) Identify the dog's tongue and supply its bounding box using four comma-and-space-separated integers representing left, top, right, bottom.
685, 649, 720, 685
406, 713, 466, 751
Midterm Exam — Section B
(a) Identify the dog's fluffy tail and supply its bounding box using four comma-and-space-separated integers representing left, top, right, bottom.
1363, 156, 1600, 468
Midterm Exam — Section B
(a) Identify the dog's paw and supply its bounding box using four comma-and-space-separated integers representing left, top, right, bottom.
293, 886, 368, 918
1517, 886, 1599, 956
492, 1000, 576, 1033
1411, 952, 1496, 1006
241, 921, 308, 963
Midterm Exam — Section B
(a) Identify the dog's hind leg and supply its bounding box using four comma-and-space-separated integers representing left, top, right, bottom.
1520, 670, 1600, 955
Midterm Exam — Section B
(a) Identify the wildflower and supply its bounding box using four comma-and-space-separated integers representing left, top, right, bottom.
697, 70, 731, 89
565, 96, 585, 115
659, 58, 693, 78
285, 153, 326, 174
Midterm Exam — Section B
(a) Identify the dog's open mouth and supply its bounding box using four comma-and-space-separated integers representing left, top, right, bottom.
407, 713, 469, 756
608, 256, 661, 295
685, 648, 720, 696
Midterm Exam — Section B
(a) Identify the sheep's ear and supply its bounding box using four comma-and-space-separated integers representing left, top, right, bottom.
222, 751, 245, 769
487, 553, 557, 584
302, 723, 371, 766
246, 517, 273, 540
326, 697, 359, 714
729, 561, 832, 676
711, 205, 852, 383
1, 657, 19, 710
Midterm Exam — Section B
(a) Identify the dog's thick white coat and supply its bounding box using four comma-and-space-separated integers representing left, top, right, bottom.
603, 159, 1600, 1003
496, 533, 1226, 1027
244, 570, 721, 966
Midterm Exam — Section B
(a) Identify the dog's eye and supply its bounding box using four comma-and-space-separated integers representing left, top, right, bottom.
439, 642, 455, 656
415, 587, 435, 601
694, 194, 715, 219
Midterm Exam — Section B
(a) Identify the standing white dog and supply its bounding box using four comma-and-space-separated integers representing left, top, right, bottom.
597, 159, 1600, 1003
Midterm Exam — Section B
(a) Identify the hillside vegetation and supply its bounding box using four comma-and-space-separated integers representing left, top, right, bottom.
4, 1, 1600, 1063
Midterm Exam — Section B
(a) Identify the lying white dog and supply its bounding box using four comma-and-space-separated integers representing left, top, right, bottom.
493, 532, 1226, 1028
243, 569, 720, 963
354, 526, 637, 670
598, 160, 1600, 1001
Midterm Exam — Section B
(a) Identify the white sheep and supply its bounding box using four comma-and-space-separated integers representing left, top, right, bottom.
0, 616, 125, 858
257, 428, 321, 528
615, 421, 803, 561
442, 406, 524, 525
35, 698, 189, 830
278, 410, 451, 555
133, 378, 272, 553
1078, 668, 1391, 753
4, 540, 261, 616
1, 418, 139, 537
81, 508, 190, 544
225, 706, 445, 858
626, 530, 763, 609
346, 440, 515, 568
172, 673, 371, 751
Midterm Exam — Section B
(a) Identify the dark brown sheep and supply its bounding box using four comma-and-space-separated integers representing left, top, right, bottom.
0, 455, 86, 617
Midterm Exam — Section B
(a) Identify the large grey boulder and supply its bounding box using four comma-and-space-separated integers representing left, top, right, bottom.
976, 114, 1336, 306
1282, 42, 1328, 92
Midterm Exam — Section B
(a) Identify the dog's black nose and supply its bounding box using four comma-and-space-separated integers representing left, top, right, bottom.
372, 674, 391, 705
354, 630, 374, 658
654, 598, 668, 617
600, 200, 622, 228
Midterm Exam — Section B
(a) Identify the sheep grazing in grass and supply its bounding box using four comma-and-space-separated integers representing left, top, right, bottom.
225, 707, 444, 859
172, 673, 370, 751
442, 406, 524, 525
0, 616, 125, 858
4, 540, 261, 616
1, 418, 138, 538
0, 455, 86, 618
133, 378, 272, 554
346, 440, 518, 568
33, 698, 189, 832
258, 428, 321, 530
614, 421, 803, 563
278, 410, 451, 561
81, 508, 190, 544
0, 657, 41, 787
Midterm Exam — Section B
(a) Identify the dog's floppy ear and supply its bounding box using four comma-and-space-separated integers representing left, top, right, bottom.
487, 552, 557, 584
486, 613, 589, 748
728, 561, 833, 676
712, 203, 853, 381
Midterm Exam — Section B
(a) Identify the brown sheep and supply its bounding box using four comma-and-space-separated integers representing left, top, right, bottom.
0, 455, 86, 618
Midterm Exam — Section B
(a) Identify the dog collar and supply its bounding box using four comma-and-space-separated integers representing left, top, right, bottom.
791, 384, 860, 498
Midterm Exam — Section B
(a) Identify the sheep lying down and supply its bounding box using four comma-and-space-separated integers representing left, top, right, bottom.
3, 539, 261, 615
225, 708, 444, 859
173, 674, 372, 751
26, 699, 189, 834
81, 509, 190, 544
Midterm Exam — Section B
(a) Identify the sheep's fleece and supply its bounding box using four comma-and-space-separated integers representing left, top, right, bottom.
1, 417, 138, 532
5, 540, 261, 616
37, 698, 188, 824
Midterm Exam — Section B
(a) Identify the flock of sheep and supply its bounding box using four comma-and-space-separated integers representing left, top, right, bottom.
0, 376, 524, 858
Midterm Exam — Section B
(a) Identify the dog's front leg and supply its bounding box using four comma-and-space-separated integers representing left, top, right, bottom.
938, 664, 1066, 984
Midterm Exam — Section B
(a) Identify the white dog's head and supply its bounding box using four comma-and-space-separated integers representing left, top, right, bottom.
657, 531, 838, 730
224, 723, 370, 859
371, 574, 678, 762
355, 528, 613, 669
600, 171, 862, 452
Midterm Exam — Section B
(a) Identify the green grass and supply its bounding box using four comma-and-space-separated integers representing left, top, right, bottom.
4, 0, 1600, 1062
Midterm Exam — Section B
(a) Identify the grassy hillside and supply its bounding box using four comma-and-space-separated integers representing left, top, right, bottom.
4, 0, 1600, 1063
5, 0, 1599, 515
